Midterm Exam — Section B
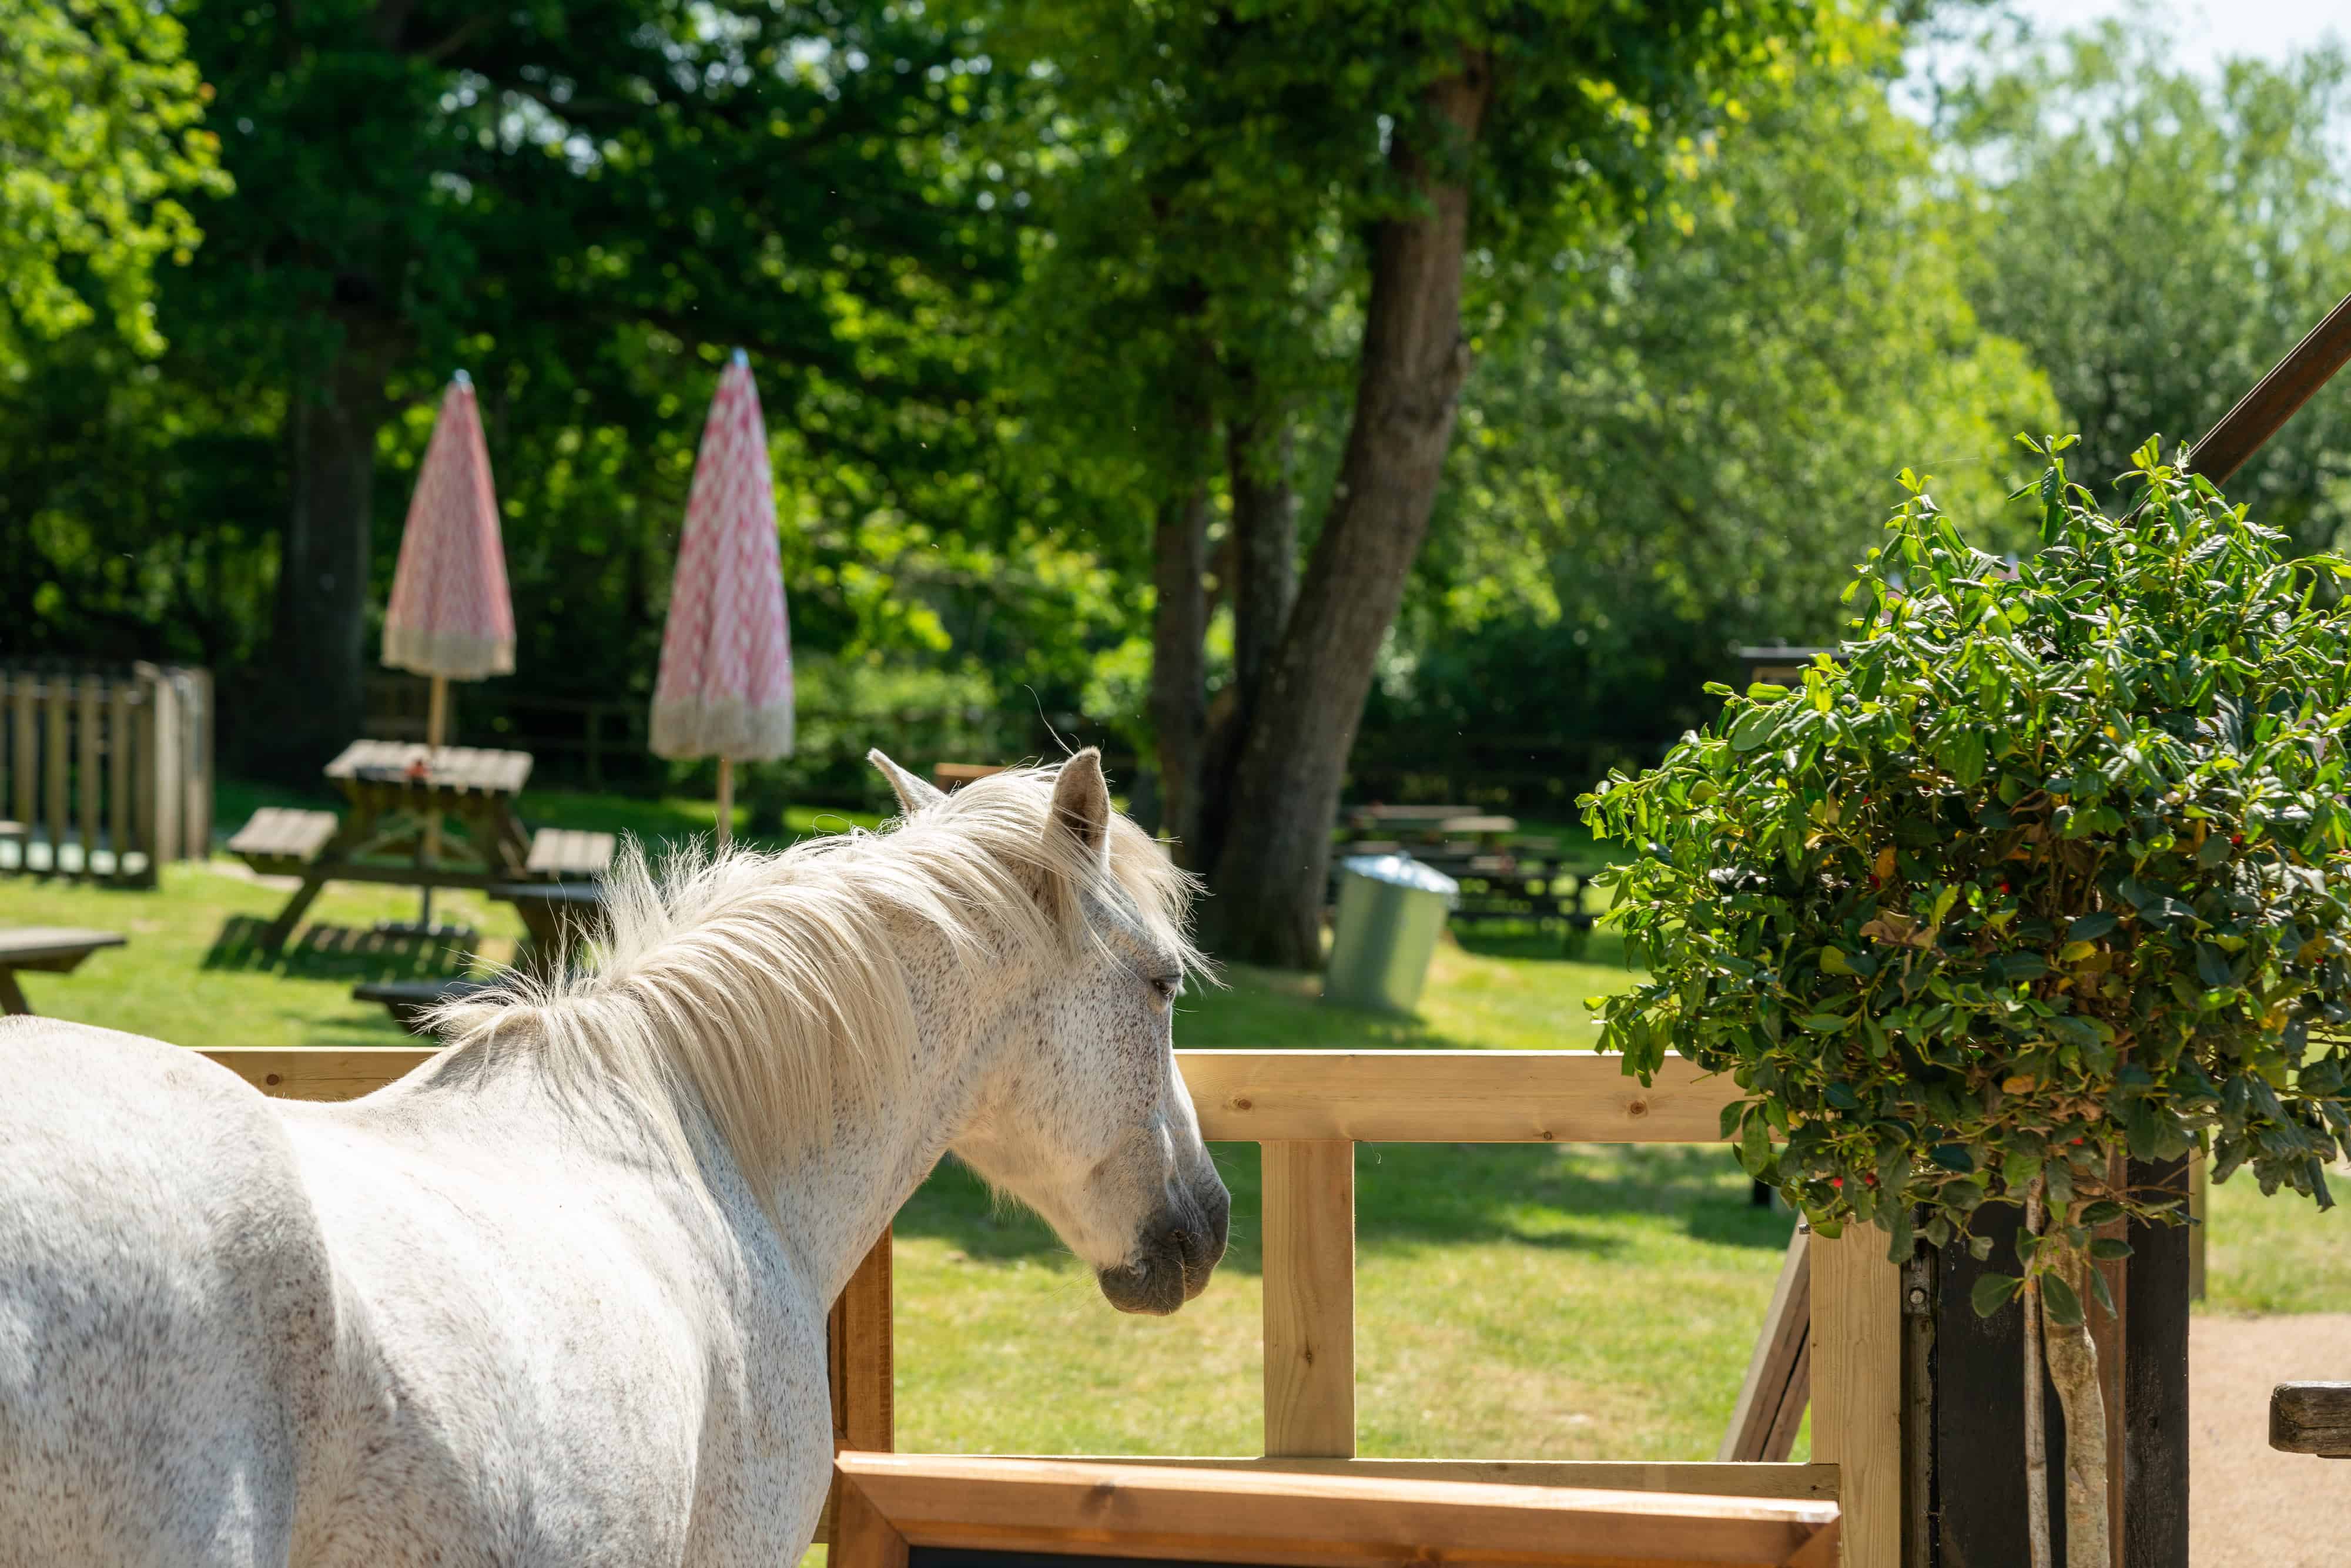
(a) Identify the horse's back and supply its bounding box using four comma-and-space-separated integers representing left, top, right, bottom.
0, 1018, 334, 1566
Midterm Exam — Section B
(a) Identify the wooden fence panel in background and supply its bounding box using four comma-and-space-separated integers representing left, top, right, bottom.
0, 663, 211, 884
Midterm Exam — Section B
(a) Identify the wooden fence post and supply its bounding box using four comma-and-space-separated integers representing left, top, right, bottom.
44, 675, 68, 867
109, 680, 134, 879
1810, 1227, 1900, 1568
134, 681, 160, 886
143, 665, 182, 867
1261, 1140, 1355, 1459
77, 675, 101, 870
821, 1226, 896, 1543
9, 674, 34, 831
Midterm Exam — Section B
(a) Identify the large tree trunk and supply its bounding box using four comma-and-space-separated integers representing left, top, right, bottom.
272, 347, 385, 774
1227, 411, 1298, 701
1203, 60, 1490, 967
1195, 408, 1298, 875
1148, 480, 1213, 864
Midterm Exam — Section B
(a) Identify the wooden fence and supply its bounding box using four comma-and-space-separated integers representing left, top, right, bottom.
0, 663, 213, 886
202, 1046, 1901, 1566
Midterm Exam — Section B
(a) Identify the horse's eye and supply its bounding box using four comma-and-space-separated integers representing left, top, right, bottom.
1147, 974, 1180, 1003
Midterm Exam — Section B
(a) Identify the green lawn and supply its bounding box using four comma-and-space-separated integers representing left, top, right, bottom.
4, 786, 2342, 1472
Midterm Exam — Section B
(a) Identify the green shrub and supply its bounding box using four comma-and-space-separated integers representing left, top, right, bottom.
1582, 435, 2351, 1314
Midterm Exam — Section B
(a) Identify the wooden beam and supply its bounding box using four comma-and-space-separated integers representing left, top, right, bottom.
1261, 1141, 1355, 1458
833, 1452, 1841, 1568
2269, 1383, 2351, 1458
2189, 290, 2351, 485
1720, 1224, 1811, 1463
1185, 1051, 1736, 1143
1810, 1226, 1900, 1568
203, 1047, 436, 1100
205, 1048, 1742, 1146
833, 1229, 895, 1452
820, 1225, 896, 1546
987, 1455, 1840, 1501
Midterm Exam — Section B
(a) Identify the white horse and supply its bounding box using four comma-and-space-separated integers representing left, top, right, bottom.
0, 749, 1228, 1567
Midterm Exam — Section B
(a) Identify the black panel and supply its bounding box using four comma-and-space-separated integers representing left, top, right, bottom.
2123, 1156, 2191, 1568
1932, 1199, 2072, 1568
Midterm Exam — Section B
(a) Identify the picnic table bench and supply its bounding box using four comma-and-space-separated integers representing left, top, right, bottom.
1334, 806, 1593, 944
353, 881, 613, 1034
351, 977, 503, 1035
232, 741, 615, 950
0, 927, 126, 1016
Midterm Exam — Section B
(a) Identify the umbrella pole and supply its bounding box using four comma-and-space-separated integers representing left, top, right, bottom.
716, 757, 734, 852
421, 676, 448, 927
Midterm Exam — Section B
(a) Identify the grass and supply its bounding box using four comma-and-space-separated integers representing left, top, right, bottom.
6, 780, 2343, 1473
2201, 1162, 2351, 1316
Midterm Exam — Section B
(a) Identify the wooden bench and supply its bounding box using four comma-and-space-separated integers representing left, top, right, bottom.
352, 977, 503, 1036
227, 808, 342, 877
1, 927, 128, 1016
525, 828, 616, 881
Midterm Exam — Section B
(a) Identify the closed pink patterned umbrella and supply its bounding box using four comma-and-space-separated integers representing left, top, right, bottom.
381, 370, 513, 923
383, 370, 515, 690
651, 352, 793, 846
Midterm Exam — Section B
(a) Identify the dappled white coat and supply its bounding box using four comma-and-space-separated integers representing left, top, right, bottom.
0, 752, 1228, 1567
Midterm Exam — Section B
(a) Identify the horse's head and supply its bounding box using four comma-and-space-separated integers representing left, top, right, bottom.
871, 749, 1229, 1316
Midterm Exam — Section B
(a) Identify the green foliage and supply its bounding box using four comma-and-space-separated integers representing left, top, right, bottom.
1363, 56, 2053, 793
1582, 438, 2351, 1299
1945, 21, 2351, 548
983, 0, 1870, 534
0, 0, 229, 373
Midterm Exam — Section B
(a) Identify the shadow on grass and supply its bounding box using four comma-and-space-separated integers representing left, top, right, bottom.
893, 1141, 1789, 1274
203, 914, 481, 984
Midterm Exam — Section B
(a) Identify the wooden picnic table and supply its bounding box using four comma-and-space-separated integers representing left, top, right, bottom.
232, 741, 613, 950
0, 927, 126, 1016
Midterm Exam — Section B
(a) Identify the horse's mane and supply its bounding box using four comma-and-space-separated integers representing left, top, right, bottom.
427, 760, 1201, 1203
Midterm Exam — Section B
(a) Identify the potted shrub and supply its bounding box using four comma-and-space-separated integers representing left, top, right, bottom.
1582, 436, 2351, 1566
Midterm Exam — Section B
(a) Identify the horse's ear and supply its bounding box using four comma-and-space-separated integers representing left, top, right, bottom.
869, 749, 946, 816
1048, 748, 1112, 866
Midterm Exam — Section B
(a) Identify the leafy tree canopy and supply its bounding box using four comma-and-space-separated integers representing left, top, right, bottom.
0, 0, 229, 376
1945, 21, 2351, 547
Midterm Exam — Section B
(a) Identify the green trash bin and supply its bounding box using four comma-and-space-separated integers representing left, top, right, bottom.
1324, 853, 1459, 1013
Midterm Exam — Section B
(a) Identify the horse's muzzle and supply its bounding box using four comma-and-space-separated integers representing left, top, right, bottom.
1097, 1181, 1230, 1315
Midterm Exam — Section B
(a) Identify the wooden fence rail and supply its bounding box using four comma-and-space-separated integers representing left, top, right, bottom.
203, 1047, 1900, 1566
0, 664, 212, 886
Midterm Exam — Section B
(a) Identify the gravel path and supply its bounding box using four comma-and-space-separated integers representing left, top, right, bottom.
2190, 1312, 2351, 1567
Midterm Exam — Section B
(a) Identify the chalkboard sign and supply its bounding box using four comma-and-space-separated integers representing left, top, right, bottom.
831, 1453, 1840, 1568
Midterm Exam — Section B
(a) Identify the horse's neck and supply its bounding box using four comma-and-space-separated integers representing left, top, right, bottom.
376, 911, 1015, 1312
763, 911, 1012, 1304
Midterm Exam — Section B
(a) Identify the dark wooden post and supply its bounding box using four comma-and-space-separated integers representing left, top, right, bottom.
1923, 1159, 2191, 1567
2121, 1157, 2191, 1568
